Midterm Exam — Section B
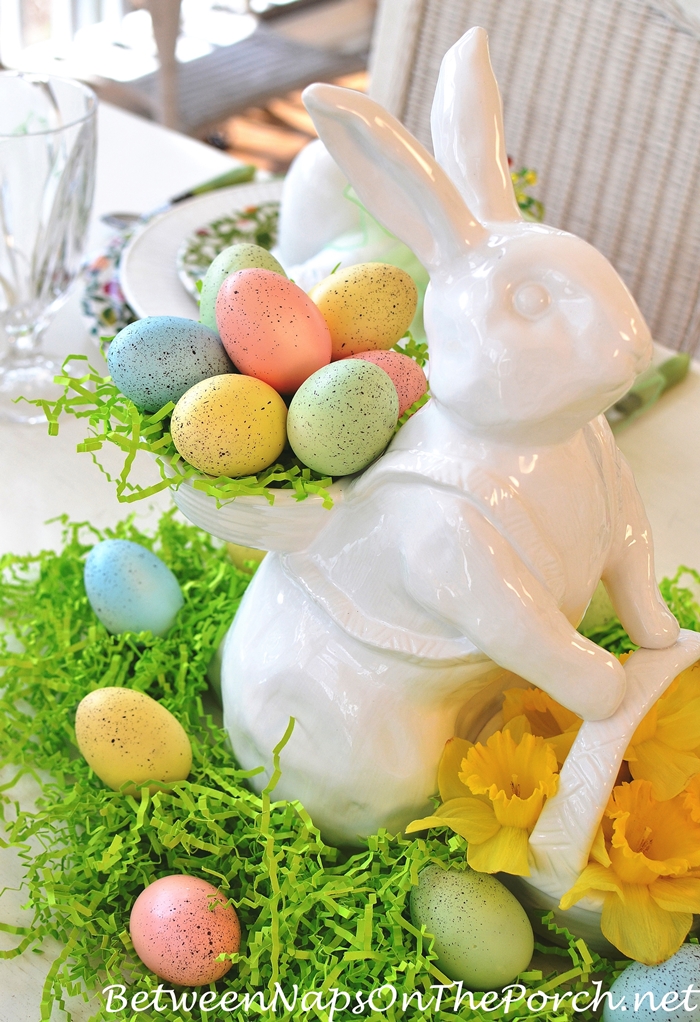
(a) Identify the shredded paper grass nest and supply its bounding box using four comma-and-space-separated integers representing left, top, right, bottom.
28, 335, 430, 512
1, 513, 699, 1020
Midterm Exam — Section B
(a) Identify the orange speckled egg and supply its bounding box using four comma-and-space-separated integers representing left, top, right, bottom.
130, 875, 240, 986
216, 268, 331, 393
347, 350, 427, 416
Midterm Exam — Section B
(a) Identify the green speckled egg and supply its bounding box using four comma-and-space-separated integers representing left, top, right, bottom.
287, 360, 398, 476
410, 865, 534, 989
199, 242, 286, 331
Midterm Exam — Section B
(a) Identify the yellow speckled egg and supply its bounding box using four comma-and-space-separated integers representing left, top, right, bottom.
75, 687, 192, 794
226, 543, 266, 570
309, 262, 418, 359
171, 374, 287, 477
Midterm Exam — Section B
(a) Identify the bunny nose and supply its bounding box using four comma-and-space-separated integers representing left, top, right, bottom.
514, 283, 551, 319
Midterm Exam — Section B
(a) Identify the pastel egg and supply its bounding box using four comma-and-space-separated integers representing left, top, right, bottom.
603, 945, 700, 1022
410, 865, 534, 989
75, 687, 192, 794
347, 350, 427, 416
309, 262, 418, 359
130, 875, 240, 986
287, 360, 398, 476
171, 374, 287, 477
107, 317, 233, 411
226, 543, 266, 570
199, 242, 286, 332
216, 268, 331, 393
84, 539, 184, 636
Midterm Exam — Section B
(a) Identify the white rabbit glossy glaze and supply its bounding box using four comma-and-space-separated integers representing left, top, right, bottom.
275, 140, 428, 317
275, 138, 361, 267
220, 28, 685, 855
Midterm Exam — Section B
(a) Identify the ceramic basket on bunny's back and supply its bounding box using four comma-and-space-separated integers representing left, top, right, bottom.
172, 28, 700, 950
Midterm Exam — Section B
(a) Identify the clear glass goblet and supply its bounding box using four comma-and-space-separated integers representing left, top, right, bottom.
0, 72, 97, 423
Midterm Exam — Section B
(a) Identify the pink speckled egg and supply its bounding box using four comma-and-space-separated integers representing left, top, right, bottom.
216, 268, 331, 394
347, 350, 427, 416
129, 875, 240, 986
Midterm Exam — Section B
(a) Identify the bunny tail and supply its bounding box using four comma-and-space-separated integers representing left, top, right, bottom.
303, 83, 487, 273
431, 27, 522, 225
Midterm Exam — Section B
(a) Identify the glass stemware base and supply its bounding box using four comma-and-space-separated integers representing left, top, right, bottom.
0, 72, 97, 425
0, 352, 63, 424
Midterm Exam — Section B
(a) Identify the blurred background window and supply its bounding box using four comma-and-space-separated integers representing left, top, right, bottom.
0, 0, 374, 169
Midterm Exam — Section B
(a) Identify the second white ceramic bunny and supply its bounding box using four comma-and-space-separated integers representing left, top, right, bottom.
220, 27, 687, 848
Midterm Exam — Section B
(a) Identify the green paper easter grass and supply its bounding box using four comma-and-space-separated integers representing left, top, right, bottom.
1, 512, 698, 1020
24, 336, 430, 513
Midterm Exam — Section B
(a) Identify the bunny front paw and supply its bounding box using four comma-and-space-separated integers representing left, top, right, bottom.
621, 601, 680, 650
554, 653, 626, 722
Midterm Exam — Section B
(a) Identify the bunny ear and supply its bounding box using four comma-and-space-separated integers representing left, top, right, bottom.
431, 27, 522, 224
302, 83, 487, 273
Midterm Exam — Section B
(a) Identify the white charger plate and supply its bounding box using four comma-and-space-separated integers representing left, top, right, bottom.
119, 178, 284, 319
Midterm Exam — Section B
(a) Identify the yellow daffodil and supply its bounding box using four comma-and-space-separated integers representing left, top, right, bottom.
560, 780, 700, 965
406, 730, 558, 876
502, 686, 582, 764
621, 659, 700, 800
684, 773, 700, 822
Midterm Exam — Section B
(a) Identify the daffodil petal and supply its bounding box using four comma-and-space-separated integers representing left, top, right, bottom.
656, 698, 700, 750
405, 797, 500, 844
467, 825, 530, 876
628, 704, 658, 748
685, 774, 700, 822
546, 730, 579, 766
660, 663, 700, 717
649, 877, 700, 914
590, 824, 611, 867
502, 714, 531, 743
560, 863, 623, 911
437, 797, 500, 843
405, 815, 449, 834
630, 740, 700, 800
437, 737, 474, 802
601, 885, 692, 966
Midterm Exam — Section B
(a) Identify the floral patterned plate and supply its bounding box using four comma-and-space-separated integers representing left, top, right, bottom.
176, 200, 280, 300
82, 230, 140, 342
118, 180, 285, 323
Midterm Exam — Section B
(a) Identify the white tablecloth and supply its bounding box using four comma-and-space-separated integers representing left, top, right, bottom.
1, 99, 700, 1021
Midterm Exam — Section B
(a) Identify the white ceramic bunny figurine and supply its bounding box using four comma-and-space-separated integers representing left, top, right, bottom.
220, 27, 696, 850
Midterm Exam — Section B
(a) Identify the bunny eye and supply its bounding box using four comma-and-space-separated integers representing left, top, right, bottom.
513, 283, 551, 320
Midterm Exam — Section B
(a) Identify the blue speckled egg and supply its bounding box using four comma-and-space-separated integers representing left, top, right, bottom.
84, 540, 184, 637
410, 865, 534, 989
603, 945, 700, 1022
286, 359, 398, 476
107, 316, 233, 411
199, 242, 286, 332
